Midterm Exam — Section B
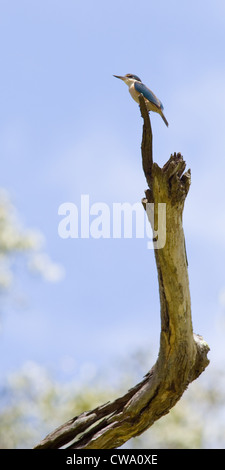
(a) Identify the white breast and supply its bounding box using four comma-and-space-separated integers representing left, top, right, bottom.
128, 83, 140, 103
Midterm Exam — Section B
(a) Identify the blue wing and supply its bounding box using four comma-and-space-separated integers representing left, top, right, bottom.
134, 81, 163, 110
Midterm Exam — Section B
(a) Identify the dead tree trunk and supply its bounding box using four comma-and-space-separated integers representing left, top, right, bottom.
34, 96, 209, 450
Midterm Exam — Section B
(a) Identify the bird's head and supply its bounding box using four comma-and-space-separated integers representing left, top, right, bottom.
113, 73, 142, 86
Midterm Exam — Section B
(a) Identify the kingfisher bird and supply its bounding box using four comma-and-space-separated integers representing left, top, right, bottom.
113, 73, 168, 127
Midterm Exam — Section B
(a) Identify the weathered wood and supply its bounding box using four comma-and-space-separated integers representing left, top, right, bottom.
34, 98, 209, 450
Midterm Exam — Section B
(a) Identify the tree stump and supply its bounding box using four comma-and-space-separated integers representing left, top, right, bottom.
34, 96, 209, 450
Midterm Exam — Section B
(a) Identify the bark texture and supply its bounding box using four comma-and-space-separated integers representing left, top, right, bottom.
34, 96, 209, 449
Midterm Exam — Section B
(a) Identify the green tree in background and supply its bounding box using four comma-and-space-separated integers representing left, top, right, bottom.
1, 354, 225, 449
0, 189, 64, 299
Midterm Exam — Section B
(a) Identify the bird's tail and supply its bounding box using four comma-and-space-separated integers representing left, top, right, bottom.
161, 112, 169, 127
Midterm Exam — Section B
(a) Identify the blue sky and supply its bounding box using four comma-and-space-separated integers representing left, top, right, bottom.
1, 0, 225, 384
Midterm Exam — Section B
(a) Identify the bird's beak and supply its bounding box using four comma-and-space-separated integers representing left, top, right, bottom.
113, 75, 125, 81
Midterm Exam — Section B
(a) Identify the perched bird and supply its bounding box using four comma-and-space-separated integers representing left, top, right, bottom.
113, 73, 168, 127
